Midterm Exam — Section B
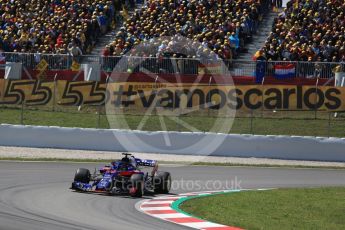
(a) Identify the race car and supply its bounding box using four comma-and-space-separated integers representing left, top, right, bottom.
70, 153, 171, 197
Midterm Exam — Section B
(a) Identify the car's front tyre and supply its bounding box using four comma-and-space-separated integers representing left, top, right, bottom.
154, 172, 171, 194
74, 168, 91, 183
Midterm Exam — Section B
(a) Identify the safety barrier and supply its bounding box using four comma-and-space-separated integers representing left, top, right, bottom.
0, 124, 344, 162
1, 52, 343, 79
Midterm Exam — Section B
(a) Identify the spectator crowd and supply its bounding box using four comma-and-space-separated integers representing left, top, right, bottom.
103, 0, 270, 60
257, 0, 345, 63
1, 0, 344, 66
0, 0, 136, 57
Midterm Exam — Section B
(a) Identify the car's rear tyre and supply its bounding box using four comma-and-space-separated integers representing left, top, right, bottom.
154, 172, 171, 194
130, 174, 144, 198
74, 168, 91, 183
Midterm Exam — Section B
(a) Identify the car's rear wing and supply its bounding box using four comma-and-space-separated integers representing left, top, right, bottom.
134, 158, 157, 167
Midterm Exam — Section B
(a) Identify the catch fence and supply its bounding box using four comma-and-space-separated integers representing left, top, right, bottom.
0, 101, 344, 138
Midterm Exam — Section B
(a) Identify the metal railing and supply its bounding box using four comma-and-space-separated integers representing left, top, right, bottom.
3, 52, 72, 70
1, 52, 344, 79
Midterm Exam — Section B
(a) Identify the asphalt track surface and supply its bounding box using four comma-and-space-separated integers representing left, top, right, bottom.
0, 162, 345, 230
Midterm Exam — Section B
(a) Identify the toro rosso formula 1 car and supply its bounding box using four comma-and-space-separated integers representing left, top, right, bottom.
70, 153, 171, 197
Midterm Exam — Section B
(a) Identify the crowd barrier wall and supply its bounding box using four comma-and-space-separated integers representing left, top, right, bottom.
0, 124, 344, 162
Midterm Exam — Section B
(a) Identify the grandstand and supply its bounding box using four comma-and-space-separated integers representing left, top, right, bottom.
0, 0, 133, 54
0, 0, 343, 82
0, 0, 273, 59
259, 0, 345, 63
103, 0, 271, 60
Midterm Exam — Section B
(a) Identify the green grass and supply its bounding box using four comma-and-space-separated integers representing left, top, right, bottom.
180, 187, 345, 230
0, 107, 110, 129
1, 106, 345, 137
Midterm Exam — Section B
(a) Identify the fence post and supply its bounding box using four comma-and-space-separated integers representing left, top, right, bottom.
328, 112, 331, 138
52, 74, 57, 111
173, 99, 179, 132
250, 109, 254, 134
208, 76, 212, 117
177, 115, 181, 132
314, 77, 319, 119
261, 76, 265, 118
97, 105, 101, 129
20, 101, 24, 125
154, 75, 158, 117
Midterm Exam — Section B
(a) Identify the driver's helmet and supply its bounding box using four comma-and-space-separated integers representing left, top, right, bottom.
121, 157, 130, 163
